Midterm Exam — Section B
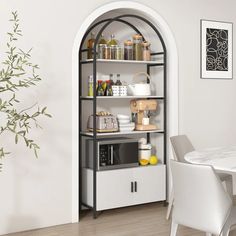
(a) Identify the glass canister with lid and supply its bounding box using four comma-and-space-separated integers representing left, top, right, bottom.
132, 34, 143, 60
114, 45, 122, 60
103, 45, 111, 59
124, 40, 133, 60
142, 41, 151, 61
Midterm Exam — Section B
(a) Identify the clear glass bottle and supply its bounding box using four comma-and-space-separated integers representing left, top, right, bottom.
107, 34, 118, 46
133, 34, 143, 60
142, 41, 151, 61
99, 33, 107, 45
98, 33, 107, 59
87, 32, 95, 59
88, 75, 93, 96
108, 34, 118, 60
109, 74, 114, 85
115, 74, 122, 85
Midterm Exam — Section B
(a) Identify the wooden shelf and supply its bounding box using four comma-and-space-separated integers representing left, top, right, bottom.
80, 129, 164, 137
80, 95, 165, 100
81, 58, 164, 65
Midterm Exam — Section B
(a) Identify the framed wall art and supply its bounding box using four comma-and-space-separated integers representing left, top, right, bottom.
201, 20, 233, 79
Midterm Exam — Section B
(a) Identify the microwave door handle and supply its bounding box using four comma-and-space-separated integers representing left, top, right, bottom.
110, 145, 114, 165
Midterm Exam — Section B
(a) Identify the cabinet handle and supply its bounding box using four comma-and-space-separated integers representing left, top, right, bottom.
110, 145, 114, 165
134, 181, 137, 192
131, 182, 134, 193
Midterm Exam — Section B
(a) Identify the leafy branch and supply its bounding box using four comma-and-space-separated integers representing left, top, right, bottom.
0, 11, 51, 163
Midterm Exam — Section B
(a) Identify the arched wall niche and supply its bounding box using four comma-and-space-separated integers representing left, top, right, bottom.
72, 1, 178, 222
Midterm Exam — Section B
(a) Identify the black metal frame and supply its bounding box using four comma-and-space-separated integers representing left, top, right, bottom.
79, 14, 167, 219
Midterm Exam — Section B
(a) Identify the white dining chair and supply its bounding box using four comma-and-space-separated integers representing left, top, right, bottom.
166, 135, 233, 220
170, 160, 236, 236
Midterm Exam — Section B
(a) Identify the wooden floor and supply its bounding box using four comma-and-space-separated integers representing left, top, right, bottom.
4, 202, 236, 236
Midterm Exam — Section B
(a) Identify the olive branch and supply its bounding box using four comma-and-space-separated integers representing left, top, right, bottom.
0, 11, 51, 167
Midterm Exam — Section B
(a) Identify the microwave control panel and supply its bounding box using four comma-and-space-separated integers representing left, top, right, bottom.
99, 145, 110, 166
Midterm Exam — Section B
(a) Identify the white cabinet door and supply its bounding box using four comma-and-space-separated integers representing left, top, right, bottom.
83, 165, 166, 211
96, 168, 134, 211
133, 165, 166, 204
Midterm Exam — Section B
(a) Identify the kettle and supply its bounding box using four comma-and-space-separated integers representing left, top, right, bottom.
128, 72, 151, 96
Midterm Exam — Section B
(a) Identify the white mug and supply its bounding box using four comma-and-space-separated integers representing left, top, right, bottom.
142, 117, 149, 125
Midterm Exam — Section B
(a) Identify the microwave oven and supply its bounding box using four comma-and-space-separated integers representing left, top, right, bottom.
86, 138, 139, 170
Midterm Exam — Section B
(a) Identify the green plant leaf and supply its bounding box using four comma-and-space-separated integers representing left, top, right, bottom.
15, 134, 18, 144
45, 113, 52, 118
0, 11, 51, 164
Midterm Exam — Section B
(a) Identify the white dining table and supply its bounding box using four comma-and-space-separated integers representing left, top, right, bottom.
184, 146, 236, 174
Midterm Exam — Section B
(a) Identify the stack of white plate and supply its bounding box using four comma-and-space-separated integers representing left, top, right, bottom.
117, 114, 135, 132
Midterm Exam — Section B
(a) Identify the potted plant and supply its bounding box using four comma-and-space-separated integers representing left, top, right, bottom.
0, 11, 51, 167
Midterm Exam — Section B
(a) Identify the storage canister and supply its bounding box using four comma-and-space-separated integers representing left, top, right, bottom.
110, 46, 117, 59
133, 34, 143, 60
142, 41, 151, 61
103, 45, 111, 59
115, 46, 123, 60
124, 40, 133, 60
138, 143, 152, 161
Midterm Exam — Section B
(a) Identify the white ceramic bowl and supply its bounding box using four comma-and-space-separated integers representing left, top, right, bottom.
119, 127, 135, 132
117, 114, 130, 120
118, 119, 130, 125
119, 122, 135, 127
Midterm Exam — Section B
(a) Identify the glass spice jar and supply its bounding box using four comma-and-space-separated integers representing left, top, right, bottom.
142, 41, 151, 61
115, 45, 122, 60
103, 45, 111, 59
133, 34, 143, 60
110, 46, 116, 60
124, 40, 133, 60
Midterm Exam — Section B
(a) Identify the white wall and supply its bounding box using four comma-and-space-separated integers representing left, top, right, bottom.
0, 0, 236, 234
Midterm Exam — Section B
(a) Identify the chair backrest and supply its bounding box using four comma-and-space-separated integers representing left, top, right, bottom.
170, 135, 195, 162
170, 160, 232, 235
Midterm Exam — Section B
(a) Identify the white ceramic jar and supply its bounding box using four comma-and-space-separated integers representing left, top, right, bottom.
138, 143, 152, 161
